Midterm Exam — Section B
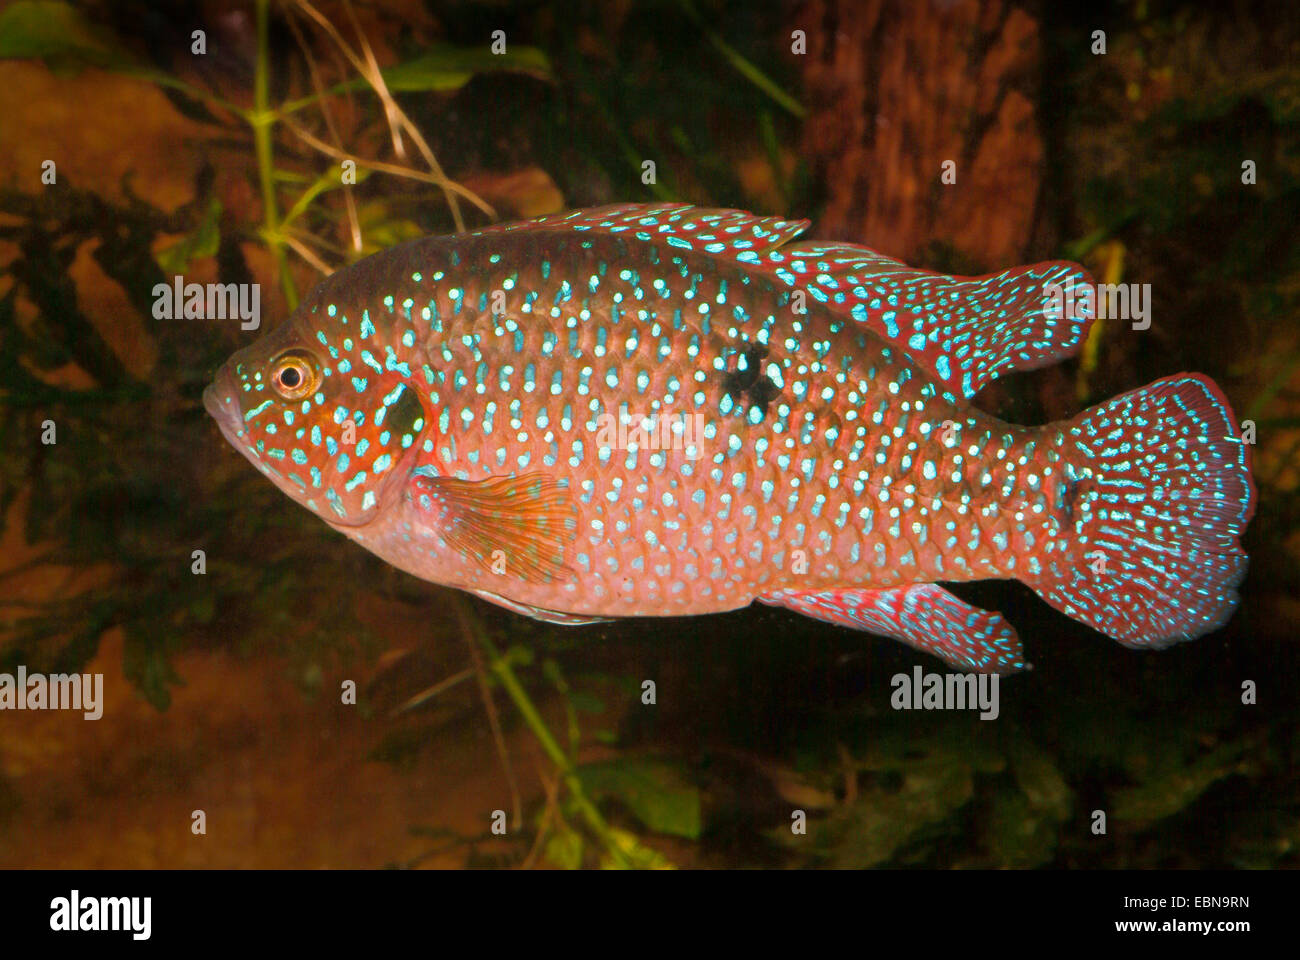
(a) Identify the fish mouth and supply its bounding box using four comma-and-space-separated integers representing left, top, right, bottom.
203, 367, 244, 441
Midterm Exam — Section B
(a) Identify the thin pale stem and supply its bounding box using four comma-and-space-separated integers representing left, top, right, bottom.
458, 603, 524, 832
291, 0, 492, 230
452, 596, 631, 868
282, 118, 494, 215
281, 232, 334, 275
282, 5, 363, 255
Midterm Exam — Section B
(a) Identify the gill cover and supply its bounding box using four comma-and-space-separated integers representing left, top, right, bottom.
220, 317, 427, 526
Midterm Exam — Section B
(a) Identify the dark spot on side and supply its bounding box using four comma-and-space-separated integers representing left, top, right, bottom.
1058, 471, 1084, 524
722, 342, 782, 417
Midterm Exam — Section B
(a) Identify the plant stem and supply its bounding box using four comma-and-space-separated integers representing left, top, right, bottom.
453, 597, 631, 867
252, 0, 298, 309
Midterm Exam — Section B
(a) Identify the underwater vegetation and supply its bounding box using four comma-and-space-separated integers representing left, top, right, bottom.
0, 0, 1297, 868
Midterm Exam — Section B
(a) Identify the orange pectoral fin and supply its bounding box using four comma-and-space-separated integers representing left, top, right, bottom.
410, 472, 579, 584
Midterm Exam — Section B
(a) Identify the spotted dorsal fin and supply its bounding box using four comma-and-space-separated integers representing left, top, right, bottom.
760, 242, 1097, 400
467, 203, 810, 258
468, 204, 1094, 400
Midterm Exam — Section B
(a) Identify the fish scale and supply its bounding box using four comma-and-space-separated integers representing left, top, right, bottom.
205, 203, 1255, 673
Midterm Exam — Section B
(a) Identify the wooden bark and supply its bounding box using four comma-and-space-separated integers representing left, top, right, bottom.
794, 0, 1045, 267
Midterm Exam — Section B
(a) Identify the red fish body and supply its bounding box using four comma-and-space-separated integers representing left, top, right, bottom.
204, 204, 1255, 672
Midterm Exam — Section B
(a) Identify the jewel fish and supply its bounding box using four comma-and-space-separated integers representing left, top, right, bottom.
203, 203, 1255, 673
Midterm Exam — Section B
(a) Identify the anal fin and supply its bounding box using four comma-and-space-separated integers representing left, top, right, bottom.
761, 584, 1027, 674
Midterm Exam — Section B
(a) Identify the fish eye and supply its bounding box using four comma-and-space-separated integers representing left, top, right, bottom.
270, 351, 319, 400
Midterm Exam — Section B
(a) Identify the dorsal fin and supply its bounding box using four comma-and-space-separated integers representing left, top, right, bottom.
468, 204, 1093, 400
761, 242, 1097, 400
467, 202, 810, 258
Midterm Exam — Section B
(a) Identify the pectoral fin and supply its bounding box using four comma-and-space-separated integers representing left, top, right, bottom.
410, 472, 578, 584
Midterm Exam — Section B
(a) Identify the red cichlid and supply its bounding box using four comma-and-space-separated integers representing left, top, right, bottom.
204, 204, 1255, 672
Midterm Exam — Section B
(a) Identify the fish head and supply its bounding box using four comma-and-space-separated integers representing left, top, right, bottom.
204, 312, 428, 528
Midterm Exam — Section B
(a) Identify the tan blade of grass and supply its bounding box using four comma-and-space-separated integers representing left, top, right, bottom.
290, 0, 495, 231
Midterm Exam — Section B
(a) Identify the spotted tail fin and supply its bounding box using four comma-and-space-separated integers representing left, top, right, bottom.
1031, 374, 1255, 647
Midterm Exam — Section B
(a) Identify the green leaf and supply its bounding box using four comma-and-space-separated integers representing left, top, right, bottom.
543, 825, 584, 869
578, 757, 702, 840
0, 1, 144, 74
987, 789, 1059, 868
283, 42, 555, 112
1006, 733, 1072, 820
569, 691, 606, 714
282, 167, 370, 230
601, 827, 674, 869
156, 197, 222, 275
189, 591, 216, 626
782, 729, 984, 868
123, 622, 182, 711
1111, 742, 1248, 823
377, 44, 552, 93
504, 643, 534, 668
353, 200, 427, 259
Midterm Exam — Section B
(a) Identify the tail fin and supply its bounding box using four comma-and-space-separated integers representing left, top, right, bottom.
1032, 374, 1255, 647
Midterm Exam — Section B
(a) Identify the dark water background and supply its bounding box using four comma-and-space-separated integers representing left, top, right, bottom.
0, 0, 1297, 868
